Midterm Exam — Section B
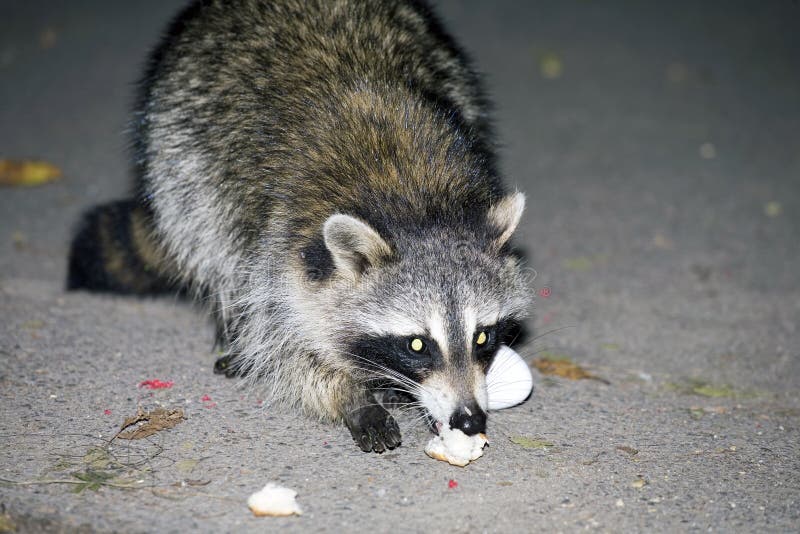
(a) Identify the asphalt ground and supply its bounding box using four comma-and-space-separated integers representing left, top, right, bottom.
1, 1, 799, 532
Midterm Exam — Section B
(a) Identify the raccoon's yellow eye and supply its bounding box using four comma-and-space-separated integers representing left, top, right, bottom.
476, 331, 488, 346
409, 338, 425, 352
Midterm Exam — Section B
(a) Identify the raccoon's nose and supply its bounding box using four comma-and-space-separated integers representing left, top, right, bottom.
449, 404, 486, 435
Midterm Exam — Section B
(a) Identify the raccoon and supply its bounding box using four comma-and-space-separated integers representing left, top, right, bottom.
68, 0, 530, 453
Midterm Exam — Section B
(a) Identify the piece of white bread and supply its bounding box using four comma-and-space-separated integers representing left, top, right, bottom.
247, 483, 302, 517
425, 427, 488, 467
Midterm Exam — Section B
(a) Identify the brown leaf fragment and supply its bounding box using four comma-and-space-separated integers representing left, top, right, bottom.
652, 233, 675, 250
39, 28, 58, 49
509, 436, 555, 449
0, 512, 17, 532
688, 407, 705, 420
11, 231, 28, 250
0, 159, 62, 187
538, 51, 563, 79
764, 201, 782, 217
532, 354, 609, 383
175, 458, 199, 473
616, 445, 639, 456
115, 407, 185, 440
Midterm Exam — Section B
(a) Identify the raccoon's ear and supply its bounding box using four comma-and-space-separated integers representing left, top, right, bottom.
323, 214, 392, 278
487, 191, 525, 251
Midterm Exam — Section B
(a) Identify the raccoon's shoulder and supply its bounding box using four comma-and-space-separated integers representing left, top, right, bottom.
136, 0, 491, 138
284, 79, 503, 224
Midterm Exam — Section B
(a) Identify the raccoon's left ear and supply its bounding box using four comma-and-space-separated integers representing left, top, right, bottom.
323, 214, 392, 278
487, 191, 526, 251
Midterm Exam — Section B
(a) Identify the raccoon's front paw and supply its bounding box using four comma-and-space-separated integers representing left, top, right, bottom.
345, 405, 401, 453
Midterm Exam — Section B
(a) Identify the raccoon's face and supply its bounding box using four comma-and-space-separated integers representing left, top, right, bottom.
323, 193, 529, 435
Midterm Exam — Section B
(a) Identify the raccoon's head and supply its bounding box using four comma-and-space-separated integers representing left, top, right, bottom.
323, 192, 529, 435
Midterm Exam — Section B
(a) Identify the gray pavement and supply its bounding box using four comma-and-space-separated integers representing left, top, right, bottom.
1, 1, 799, 532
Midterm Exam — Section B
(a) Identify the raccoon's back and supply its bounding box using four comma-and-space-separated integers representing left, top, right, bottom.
136, 0, 502, 286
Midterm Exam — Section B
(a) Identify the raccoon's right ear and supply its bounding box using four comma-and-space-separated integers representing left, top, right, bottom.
323, 214, 392, 278
486, 191, 526, 252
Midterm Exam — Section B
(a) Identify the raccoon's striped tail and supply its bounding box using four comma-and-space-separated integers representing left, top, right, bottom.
67, 199, 178, 295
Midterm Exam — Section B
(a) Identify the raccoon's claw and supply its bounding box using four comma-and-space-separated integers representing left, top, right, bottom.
346, 405, 402, 453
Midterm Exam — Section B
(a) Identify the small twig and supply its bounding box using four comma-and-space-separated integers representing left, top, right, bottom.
0, 477, 148, 490
150, 487, 240, 502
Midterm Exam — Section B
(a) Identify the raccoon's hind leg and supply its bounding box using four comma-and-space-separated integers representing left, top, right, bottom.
67, 199, 178, 294
211, 300, 262, 378
212, 322, 242, 378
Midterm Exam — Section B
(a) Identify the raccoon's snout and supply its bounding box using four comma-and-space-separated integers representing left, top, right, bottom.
449, 403, 487, 436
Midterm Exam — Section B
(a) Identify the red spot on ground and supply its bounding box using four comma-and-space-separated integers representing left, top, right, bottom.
448, 479, 458, 489
538, 287, 552, 298
139, 379, 174, 389
103, 409, 112, 415
201, 394, 212, 402
204, 402, 218, 409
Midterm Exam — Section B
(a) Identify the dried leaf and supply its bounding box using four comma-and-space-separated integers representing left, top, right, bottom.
82, 448, 111, 469
0, 512, 16, 532
562, 254, 609, 272
764, 201, 782, 217
21, 319, 44, 330
11, 231, 28, 250
509, 436, 554, 449
116, 407, 185, 440
616, 445, 639, 456
667, 378, 755, 399
0, 159, 62, 187
39, 28, 58, 49
532, 353, 608, 383
631, 476, 647, 489
562, 256, 593, 272
692, 384, 735, 398
688, 407, 705, 420
538, 52, 563, 79
535, 350, 572, 363
652, 233, 675, 250
175, 459, 199, 474
71, 470, 115, 493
